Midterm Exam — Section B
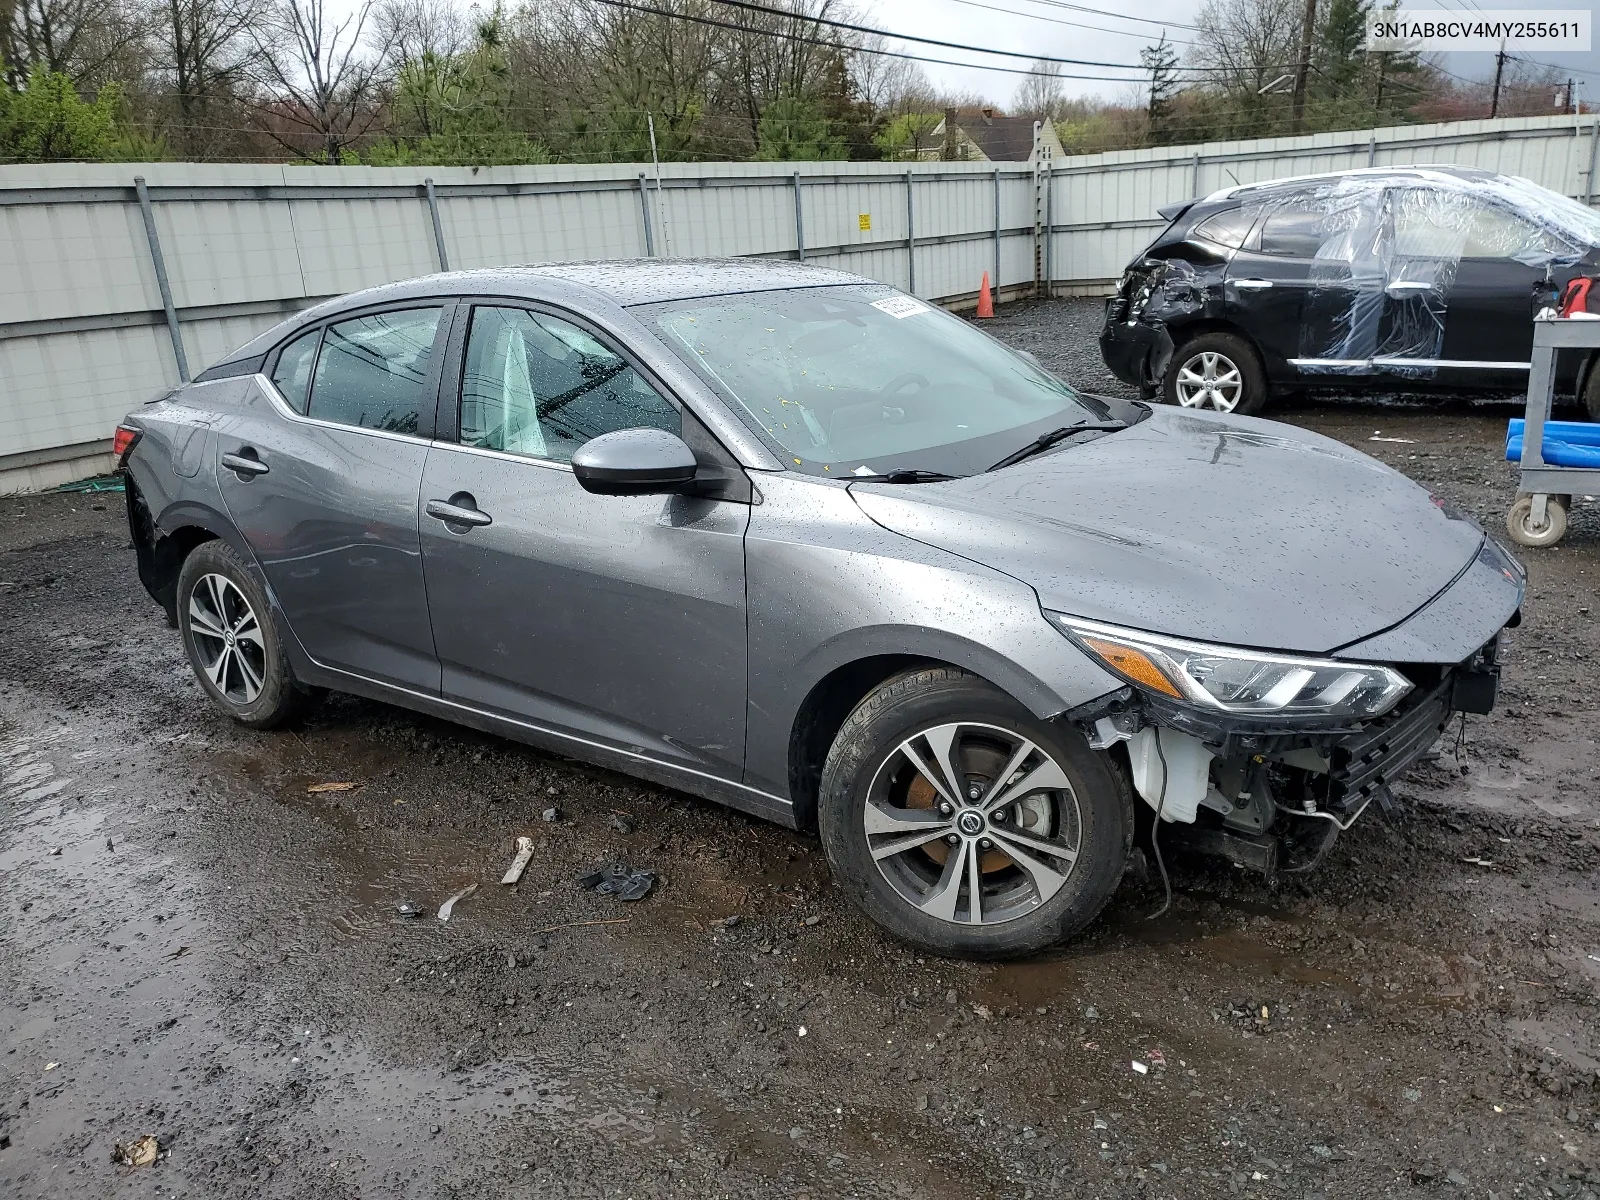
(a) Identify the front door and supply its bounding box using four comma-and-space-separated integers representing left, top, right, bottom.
215, 305, 448, 691
418, 303, 749, 780
1223, 191, 1376, 378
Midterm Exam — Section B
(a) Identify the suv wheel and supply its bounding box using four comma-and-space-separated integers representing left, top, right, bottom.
818, 667, 1128, 958
176, 540, 304, 729
1163, 332, 1267, 415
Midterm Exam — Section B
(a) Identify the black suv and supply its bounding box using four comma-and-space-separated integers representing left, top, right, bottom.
1099, 166, 1600, 417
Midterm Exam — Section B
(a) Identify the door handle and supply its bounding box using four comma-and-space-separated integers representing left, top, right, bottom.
222, 450, 269, 478
1231, 278, 1274, 290
426, 497, 493, 528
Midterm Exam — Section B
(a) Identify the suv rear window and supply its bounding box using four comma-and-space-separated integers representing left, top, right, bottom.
1255, 199, 1334, 257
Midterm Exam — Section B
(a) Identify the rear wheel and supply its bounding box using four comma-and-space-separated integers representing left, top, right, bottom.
817, 667, 1128, 959
1583, 360, 1600, 422
176, 540, 304, 728
1163, 332, 1268, 416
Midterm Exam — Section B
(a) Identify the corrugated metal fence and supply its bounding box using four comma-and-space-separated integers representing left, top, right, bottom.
3, 111, 1598, 492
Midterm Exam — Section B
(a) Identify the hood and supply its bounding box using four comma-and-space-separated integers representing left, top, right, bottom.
848, 407, 1485, 656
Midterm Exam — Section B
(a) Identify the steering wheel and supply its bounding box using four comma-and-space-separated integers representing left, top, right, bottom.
880, 371, 930, 397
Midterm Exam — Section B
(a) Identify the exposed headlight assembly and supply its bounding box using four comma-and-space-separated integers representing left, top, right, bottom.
1048, 614, 1412, 721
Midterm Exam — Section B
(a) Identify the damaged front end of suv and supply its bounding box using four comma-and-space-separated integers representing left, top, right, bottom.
1054, 594, 1516, 877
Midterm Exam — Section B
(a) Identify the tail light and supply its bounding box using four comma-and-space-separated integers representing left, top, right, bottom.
113, 424, 141, 468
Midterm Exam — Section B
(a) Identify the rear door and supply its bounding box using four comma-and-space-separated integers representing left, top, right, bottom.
215, 304, 449, 691
417, 302, 750, 781
1382, 188, 1562, 388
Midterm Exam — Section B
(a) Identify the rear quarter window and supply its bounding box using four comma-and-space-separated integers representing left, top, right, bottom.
1190, 206, 1256, 249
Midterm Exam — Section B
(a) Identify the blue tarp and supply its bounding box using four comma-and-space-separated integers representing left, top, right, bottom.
1506, 418, 1600, 467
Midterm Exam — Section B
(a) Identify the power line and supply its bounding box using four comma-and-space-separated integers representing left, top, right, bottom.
698, 0, 1202, 71
935, 0, 1196, 46
991, 0, 1201, 32
593, 0, 1285, 80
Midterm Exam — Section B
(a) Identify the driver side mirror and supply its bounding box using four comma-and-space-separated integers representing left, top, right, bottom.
571, 427, 699, 496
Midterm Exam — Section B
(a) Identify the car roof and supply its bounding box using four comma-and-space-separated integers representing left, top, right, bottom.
208, 258, 876, 373
1199, 164, 1497, 205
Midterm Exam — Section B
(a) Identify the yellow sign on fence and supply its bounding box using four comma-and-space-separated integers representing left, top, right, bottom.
858, 213, 871, 231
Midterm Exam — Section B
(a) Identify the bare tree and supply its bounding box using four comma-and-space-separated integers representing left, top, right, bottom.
369, 0, 465, 70
1011, 58, 1066, 121
3, 0, 148, 88
150, 0, 262, 156
250, 0, 389, 163
1190, 0, 1300, 99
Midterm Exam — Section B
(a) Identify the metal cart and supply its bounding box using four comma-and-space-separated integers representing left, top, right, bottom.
1505, 317, 1600, 548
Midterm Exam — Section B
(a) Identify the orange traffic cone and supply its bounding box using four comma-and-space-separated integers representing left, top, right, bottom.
976, 271, 995, 319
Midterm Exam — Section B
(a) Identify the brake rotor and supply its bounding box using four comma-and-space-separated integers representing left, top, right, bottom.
904, 744, 1054, 874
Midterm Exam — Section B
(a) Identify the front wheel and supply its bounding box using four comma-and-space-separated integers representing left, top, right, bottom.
817, 667, 1129, 959
1162, 332, 1268, 416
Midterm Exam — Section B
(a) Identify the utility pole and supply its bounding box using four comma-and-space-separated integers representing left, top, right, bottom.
1290, 0, 1317, 133
1490, 46, 1506, 118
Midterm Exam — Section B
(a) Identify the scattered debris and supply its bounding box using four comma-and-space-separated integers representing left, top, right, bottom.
105, 837, 114, 851
44, 1062, 58, 1071
47, 847, 60, 856
501, 836, 535, 885
1368, 435, 1416, 444
166, 945, 189, 958
541, 807, 561, 823
798, 1026, 808, 1037
112, 1135, 159, 1167
1463, 856, 1497, 868
576, 862, 655, 902
306, 781, 361, 794
1404, 1088, 1423, 1102
395, 901, 424, 918
528, 917, 629, 936
1148, 1048, 1167, 1067
437, 883, 478, 921
1131, 1060, 1149, 1075
801, 914, 822, 927
723, 915, 742, 929
607, 812, 635, 835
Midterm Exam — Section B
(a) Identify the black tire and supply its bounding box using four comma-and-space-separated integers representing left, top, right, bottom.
817, 666, 1129, 959
175, 540, 304, 729
1583, 359, 1600, 422
1162, 331, 1269, 416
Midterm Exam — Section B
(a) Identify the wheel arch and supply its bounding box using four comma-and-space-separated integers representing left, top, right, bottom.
783, 634, 1080, 833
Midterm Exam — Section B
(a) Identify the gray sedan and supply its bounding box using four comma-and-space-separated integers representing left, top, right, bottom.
118, 259, 1523, 958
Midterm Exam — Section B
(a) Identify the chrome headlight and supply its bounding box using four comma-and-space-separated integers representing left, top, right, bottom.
1048, 614, 1412, 720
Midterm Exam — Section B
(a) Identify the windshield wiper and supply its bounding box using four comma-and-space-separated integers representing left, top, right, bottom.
850, 468, 959, 483
984, 422, 1127, 473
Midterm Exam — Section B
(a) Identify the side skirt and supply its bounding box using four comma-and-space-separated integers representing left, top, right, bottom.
295, 661, 798, 830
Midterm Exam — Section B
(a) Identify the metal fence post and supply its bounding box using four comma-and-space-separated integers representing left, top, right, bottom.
905, 168, 916, 294
992, 167, 1003, 295
1587, 118, 1600, 205
1367, 135, 1377, 167
1045, 165, 1055, 298
638, 173, 656, 257
793, 171, 805, 261
424, 178, 450, 271
134, 176, 189, 383
1191, 153, 1201, 197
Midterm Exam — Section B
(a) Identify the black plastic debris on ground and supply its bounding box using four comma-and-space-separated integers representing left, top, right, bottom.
576, 862, 655, 902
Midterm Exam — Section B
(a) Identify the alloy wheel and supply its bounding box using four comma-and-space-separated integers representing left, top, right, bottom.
187, 573, 267, 705
863, 722, 1083, 926
1174, 350, 1244, 411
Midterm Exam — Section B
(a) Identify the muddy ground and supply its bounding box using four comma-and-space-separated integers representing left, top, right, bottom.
2, 298, 1598, 1199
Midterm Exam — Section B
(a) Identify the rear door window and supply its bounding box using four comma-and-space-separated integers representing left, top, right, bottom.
307, 307, 444, 436
1254, 198, 1335, 257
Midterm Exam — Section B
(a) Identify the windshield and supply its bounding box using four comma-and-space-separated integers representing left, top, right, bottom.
643, 284, 1120, 477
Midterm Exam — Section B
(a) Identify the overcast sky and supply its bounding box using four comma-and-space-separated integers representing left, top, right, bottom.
862, 0, 1600, 107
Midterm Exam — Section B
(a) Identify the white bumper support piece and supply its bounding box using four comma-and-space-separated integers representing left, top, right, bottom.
1127, 727, 1213, 823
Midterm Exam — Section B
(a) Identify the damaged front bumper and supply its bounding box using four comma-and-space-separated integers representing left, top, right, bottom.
1099, 295, 1176, 396
1068, 638, 1504, 876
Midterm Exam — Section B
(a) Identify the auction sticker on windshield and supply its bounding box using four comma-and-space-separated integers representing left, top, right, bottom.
872, 295, 931, 319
